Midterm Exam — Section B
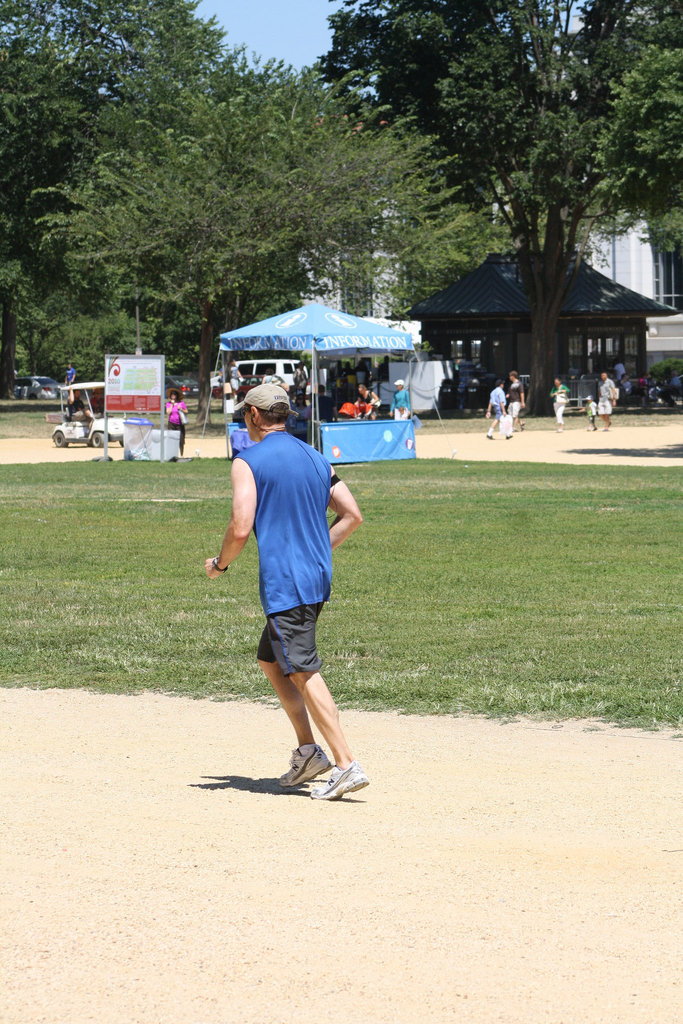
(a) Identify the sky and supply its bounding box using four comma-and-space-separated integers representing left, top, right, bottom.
195, 0, 343, 69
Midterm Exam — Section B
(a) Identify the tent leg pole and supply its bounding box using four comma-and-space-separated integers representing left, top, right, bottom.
201, 347, 222, 443
311, 348, 320, 450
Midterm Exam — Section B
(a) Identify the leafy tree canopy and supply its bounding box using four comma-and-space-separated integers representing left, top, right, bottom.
0, 0, 226, 395
599, 46, 683, 220
322, 1, 683, 409
60, 57, 494, 412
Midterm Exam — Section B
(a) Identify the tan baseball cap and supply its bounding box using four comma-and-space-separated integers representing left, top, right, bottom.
234, 382, 290, 415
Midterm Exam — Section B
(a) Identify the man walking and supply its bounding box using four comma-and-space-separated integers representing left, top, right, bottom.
506, 371, 525, 432
598, 371, 617, 431
205, 383, 369, 801
485, 379, 512, 439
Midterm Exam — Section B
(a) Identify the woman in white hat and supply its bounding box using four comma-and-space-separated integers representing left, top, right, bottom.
389, 379, 410, 420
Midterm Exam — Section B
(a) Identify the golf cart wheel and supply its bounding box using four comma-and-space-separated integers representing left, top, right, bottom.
53, 430, 68, 448
90, 431, 104, 448
119, 440, 124, 447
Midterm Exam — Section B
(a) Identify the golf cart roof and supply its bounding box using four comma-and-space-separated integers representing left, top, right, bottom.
58, 381, 105, 391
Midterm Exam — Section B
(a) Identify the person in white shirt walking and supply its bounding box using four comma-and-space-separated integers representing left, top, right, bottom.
598, 371, 617, 431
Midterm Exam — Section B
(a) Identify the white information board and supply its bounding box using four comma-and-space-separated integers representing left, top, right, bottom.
105, 355, 164, 413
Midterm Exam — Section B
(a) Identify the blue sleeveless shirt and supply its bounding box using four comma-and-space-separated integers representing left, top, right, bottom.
235, 432, 333, 614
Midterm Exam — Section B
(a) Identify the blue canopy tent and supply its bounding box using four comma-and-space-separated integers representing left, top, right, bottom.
219, 304, 416, 463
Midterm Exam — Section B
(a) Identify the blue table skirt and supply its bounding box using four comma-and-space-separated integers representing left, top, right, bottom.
227, 423, 256, 457
321, 419, 416, 464
228, 418, 416, 464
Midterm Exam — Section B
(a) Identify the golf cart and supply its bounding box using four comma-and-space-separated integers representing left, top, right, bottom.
51, 382, 125, 449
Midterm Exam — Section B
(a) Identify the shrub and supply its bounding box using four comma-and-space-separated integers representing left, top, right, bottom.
648, 358, 683, 382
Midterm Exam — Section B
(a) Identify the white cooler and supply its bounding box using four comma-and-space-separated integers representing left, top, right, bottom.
123, 419, 180, 461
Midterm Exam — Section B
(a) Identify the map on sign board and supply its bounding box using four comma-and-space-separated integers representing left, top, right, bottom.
105, 355, 164, 413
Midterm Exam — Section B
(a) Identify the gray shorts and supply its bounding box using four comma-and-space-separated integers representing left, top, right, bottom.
257, 603, 325, 676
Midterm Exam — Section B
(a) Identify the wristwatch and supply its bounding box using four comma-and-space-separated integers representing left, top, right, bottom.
212, 557, 228, 573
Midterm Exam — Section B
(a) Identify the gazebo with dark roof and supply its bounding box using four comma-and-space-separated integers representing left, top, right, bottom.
409, 254, 677, 380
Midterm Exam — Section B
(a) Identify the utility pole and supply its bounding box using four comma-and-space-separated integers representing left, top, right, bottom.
135, 283, 142, 355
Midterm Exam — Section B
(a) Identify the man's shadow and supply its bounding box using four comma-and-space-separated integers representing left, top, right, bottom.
190, 775, 310, 797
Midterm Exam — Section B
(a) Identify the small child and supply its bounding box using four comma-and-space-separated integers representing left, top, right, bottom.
585, 396, 597, 431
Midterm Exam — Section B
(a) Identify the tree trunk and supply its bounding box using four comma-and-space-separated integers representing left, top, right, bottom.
517, 236, 576, 416
527, 306, 561, 415
196, 299, 214, 425
0, 303, 18, 400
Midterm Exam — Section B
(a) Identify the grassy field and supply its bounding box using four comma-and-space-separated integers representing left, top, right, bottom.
1, 457, 681, 728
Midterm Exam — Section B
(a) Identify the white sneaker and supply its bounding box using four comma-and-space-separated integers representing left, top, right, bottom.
310, 761, 369, 801
279, 745, 331, 787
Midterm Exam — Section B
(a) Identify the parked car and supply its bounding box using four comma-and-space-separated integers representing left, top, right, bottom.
14, 376, 60, 399
166, 374, 224, 399
183, 373, 225, 398
235, 375, 266, 406
165, 375, 198, 398
180, 374, 202, 397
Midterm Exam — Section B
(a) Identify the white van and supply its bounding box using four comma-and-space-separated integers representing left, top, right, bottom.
234, 359, 304, 388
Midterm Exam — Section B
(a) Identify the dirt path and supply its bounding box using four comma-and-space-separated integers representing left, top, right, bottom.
417, 417, 683, 466
1, 418, 681, 466
2, 688, 681, 1024
2, 427, 682, 1022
